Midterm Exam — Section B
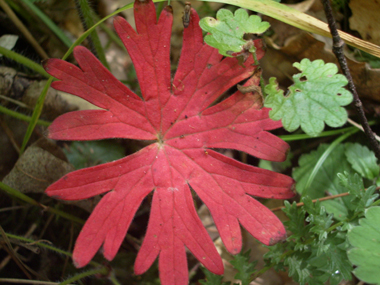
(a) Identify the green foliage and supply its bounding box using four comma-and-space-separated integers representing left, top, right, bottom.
264, 169, 378, 285
293, 142, 379, 220
199, 267, 230, 285
199, 8, 269, 56
345, 143, 379, 180
338, 172, 379, 216
265, 198, 352, 285
229, 250, 257, 285
63, 140, 125, 169
200, 250, 257, 285
264, 59, 353, 137
347, 207, 380, 284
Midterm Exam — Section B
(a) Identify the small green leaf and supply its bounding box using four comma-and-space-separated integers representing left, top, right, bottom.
64, 140, 125, 169
293, 144, 354, 220
199, 267, 230, 285
199, 8, 269, 56
229, 250, 257, 285
264, 59, 353, 137
347, 207, 380, 284
345, 143, 379, 180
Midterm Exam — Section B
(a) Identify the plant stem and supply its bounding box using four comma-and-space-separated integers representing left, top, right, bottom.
0, 105, 50, 127
0, 181, 84, 225
271, 192, 350, 212
321, 0, 380, 160
0, 46, 50, 78
74, 0, 110, 70
58, 267, 109, 285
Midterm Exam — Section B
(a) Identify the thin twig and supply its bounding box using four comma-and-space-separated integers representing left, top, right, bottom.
271, 192, 350, 212
271, 186, 380, 212
321, 0, 380, 160
348, 118, 380, 142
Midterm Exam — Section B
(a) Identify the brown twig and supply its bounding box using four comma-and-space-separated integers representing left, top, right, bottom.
272, 186, 380, 212
271, 192, 350, 212
321, 0, 380, 160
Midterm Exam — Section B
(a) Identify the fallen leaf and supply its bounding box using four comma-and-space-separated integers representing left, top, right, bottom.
44, 1, 295, 284
349, 0, 380, 45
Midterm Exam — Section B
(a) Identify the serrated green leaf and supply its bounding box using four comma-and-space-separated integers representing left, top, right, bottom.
229, 250, 257, 285
338, 172, 379, 213
264, 59, 353, 136
64, 140, 125, 169
345, 143, 379, 180
199, 267, 230, 285
347, 207, 380, 284
199, 8, 269, 56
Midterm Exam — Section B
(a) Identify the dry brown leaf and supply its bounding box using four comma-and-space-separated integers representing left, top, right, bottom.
349, 0, 380, 45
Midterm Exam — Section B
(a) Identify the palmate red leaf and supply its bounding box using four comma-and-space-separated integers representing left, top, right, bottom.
44, 1, 295, 284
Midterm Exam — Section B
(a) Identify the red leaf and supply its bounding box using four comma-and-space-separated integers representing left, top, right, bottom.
44, 1, 295, 284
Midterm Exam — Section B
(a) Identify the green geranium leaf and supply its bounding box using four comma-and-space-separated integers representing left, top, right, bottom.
264, 59, 353, 137
347, 207, 380, 284
199, 8, 270, 56
345, 143, 379, 180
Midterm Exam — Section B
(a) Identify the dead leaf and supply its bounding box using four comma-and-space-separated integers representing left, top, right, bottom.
349, 0, 380, 45
2, 138, 74, 194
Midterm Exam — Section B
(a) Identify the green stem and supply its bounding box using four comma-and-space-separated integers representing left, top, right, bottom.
5, 232, 100, 267
0, 181, 84, 225
278, 126, 355, 141
0, 46, 49, 78
19, 0, 73, 48
20, 77, 53, 153
0, 105, 50, 127
75, 0, 110, 70
59, 267, 109, 285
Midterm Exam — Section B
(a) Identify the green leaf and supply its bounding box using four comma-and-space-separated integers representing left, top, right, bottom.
199, 8, 269, 56
293, 144, 355, 220
338, 172, 379, 214
229, 250, 257, 285
199, 267, 230, 285
345, 143, 379, 180
347, 207, 380, 284
64, 140, 125, 170
264, 59, 353, 137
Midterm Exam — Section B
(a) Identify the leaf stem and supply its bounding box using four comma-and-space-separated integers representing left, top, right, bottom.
0, 46, 50, 78
74, 0, 110, 70
20, 77, 53, 153
322, 0, 380, 160
271, 192, 350, 212
58, 267, 109, 285
0, 181, 84, 225
0, 105, 51, 127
